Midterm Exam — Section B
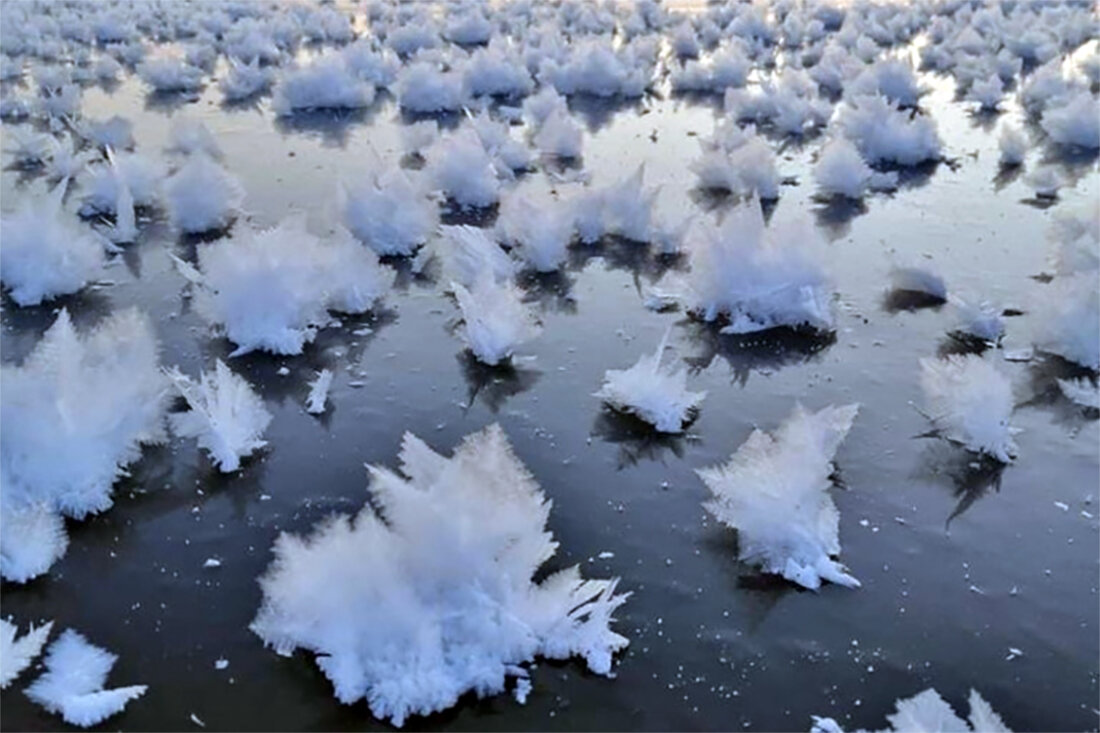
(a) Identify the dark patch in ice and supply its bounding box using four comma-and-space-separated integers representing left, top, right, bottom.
590, 409, 693, 469
457, 351, 540, 414
882, 289, 947, 313
914, 442, 1007, 526
679, 320, 837, 386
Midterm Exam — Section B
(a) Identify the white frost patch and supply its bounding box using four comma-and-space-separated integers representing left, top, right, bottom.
669, 198, 833, 333
420, 225, 517, 289
595, 329, 705, 433
698, 403, 861, 591
220, 58, 274, 102
166, 360, 272, 473
1040, 90, 1099, 150
571, 164, 657, 244
341, 167, 438, 257
920, 355, 1018, 462
1035, 272, 1099, 370
195, 217, 391, 356
813, 688, 1011, 732
0, 180, 105, 306
25, 630, 147, 728
496, 191, 573, 272
837, 94, 942, 166
998, 125, 1028, 166
1, 619, 54, 688
426, 128, 500, 208
137, 56, 204, 92
165, 153, 245, 234
453, 275, 540, 366
1, 309, 168, 582
1058, 378, 1100, 409
814, 137, 896, 199
306, 369, 334, 414
272, 55, 375, 116
250, 425, 629, 727
890, 265, 947, 300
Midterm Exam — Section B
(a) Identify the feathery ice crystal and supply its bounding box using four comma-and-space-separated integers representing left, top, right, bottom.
698, 403, 861, 590
251, 425, 629, 727
25, 630, 147, 728
166, 360, 272, 473
811, 688, 1011, 733
164, 152, 245, 234
453, 274, 540, 365
1, 619, 53, 689
919, 355, 1017, 462
1, 309, 168, 583
595, 329, 706, 433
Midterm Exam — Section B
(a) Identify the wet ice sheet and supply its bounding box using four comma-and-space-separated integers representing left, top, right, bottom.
2, 44, 1099, 733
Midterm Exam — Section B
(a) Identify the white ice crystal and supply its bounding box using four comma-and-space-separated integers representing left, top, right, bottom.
595, 329, 705, 433
571, 164, 657, 244
1058, 378, 1100, 409
1, 309, 168, 582
811, 687, 1012, 733
79, 115, 134, 150
164, 152, 245, 233
495, 191, 573, 272
195, 217, 391, 356
966, 75, 1004, 111
137, 56, 204, 92
251, 425, 629, 727
691, 135, 780, 199
395, 61, 468, 113
220, 57, 274, 102
273, 55, 375, 116
166, 360, 272, 473
424, 225, 517, 289
813, 137, 897, 199
998, 125, 1027, 166
341, 167, 438, 256
5, 127, 53, 165
426, 127, 500, 208
1, 619, 53, 688
698, 403, 861, 590
919, 355, 1017, 462
532, 107, 583, 159
305, 369, 334, 414
0, 180, 105, 306
952, 298, 1004, 342
1040, 90, 1100, 150
837, 94, 942, 166
1035, 272, 1099, 370
25, 630, 147, 728
453, 274, 539, 365
165, 118, 223, 160
890, 265, 947, 300
673, 199, 834, 333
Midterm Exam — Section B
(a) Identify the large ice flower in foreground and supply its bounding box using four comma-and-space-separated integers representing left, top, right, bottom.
811, 687, 1011, 733
1, 619, 53, 688
698, 403, 860, 590
251, 424, 629, 727
595, 329, 706, 433
1, 309, 168, 582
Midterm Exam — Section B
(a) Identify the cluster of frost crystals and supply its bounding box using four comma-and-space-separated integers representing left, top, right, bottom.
250, 425, 629, 728
691, 130, 780, 200
453, 275, 540, 366
426, 127, 501, 208
1034, 213, 1099, 370
419, 225, 517, 290
811, 688, 1011, 733
164, 153, 245, 234
136, 56, 204, 92
698, 403, 861, 591
1, 619, 53, 688
1, 309, 168, 583
571, 164, 657, 244
1040, 90, 1100, 151
220, 58, 274, 102
495, 190, 573, 272
673, 198, 834, 333
0, 180, 105, 306
919, 355, 1017, 463
813, 137, 897, 199
341, 167, 438, 256
25, 630, 147, 728
395, 60, 468, 113
305, 369, 334, 414
195, 217, 391, 356
272, 55, 375, 116
595, 329, 706, 433
538, 37, 650, 97
837, 94, 942, 166
165, 360, 272, 473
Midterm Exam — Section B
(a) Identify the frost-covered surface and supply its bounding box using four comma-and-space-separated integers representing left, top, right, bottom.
1, 619, 53, 689
195, 217, 391, 356
698, 403, 860, 591
166, 360, 272, 473
920, 355, 1018, 463
453, 275, 540, 366
812, 687, 1012, 733
251, 425, 629, 727
0, 180, 105, 306
670, 198, 834, 333
1, 309, 168, 583
25, 630, 147, 727
595, 329, 706, 433
164, 153, 244, 233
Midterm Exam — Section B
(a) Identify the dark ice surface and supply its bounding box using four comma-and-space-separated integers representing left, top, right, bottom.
2, 54, 1098, 732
